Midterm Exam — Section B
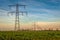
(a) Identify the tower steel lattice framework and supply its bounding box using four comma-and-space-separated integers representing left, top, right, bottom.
8, 3, 27, 31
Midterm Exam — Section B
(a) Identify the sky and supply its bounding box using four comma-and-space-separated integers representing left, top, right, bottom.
0, 0, 60, 30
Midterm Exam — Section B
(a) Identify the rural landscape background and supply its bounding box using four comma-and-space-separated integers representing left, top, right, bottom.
0, 0, 60, 40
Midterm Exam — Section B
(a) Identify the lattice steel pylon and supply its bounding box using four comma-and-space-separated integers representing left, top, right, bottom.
33, 22, 36, 30
8, 3, 27, 31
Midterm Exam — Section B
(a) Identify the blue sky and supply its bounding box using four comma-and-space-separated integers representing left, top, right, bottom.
0, 0, 60, 30
0, 0, 60, 24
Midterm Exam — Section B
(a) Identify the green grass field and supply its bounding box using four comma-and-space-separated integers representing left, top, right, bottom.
0, 30, 60, 40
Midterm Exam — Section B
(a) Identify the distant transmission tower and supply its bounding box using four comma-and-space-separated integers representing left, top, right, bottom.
33, 22, 36, 30
8, 2, 27, 31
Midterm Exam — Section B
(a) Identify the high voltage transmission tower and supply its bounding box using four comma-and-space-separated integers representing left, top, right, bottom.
8, 2, 27, 31
33, 22, 36, 30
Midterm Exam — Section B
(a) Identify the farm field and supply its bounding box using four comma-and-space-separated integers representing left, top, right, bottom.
0, 30, 60, 40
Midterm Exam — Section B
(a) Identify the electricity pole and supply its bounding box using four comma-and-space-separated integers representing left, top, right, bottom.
8, 3, 27, 31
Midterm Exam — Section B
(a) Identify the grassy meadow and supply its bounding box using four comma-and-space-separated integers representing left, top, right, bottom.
0, 30, 60, 40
